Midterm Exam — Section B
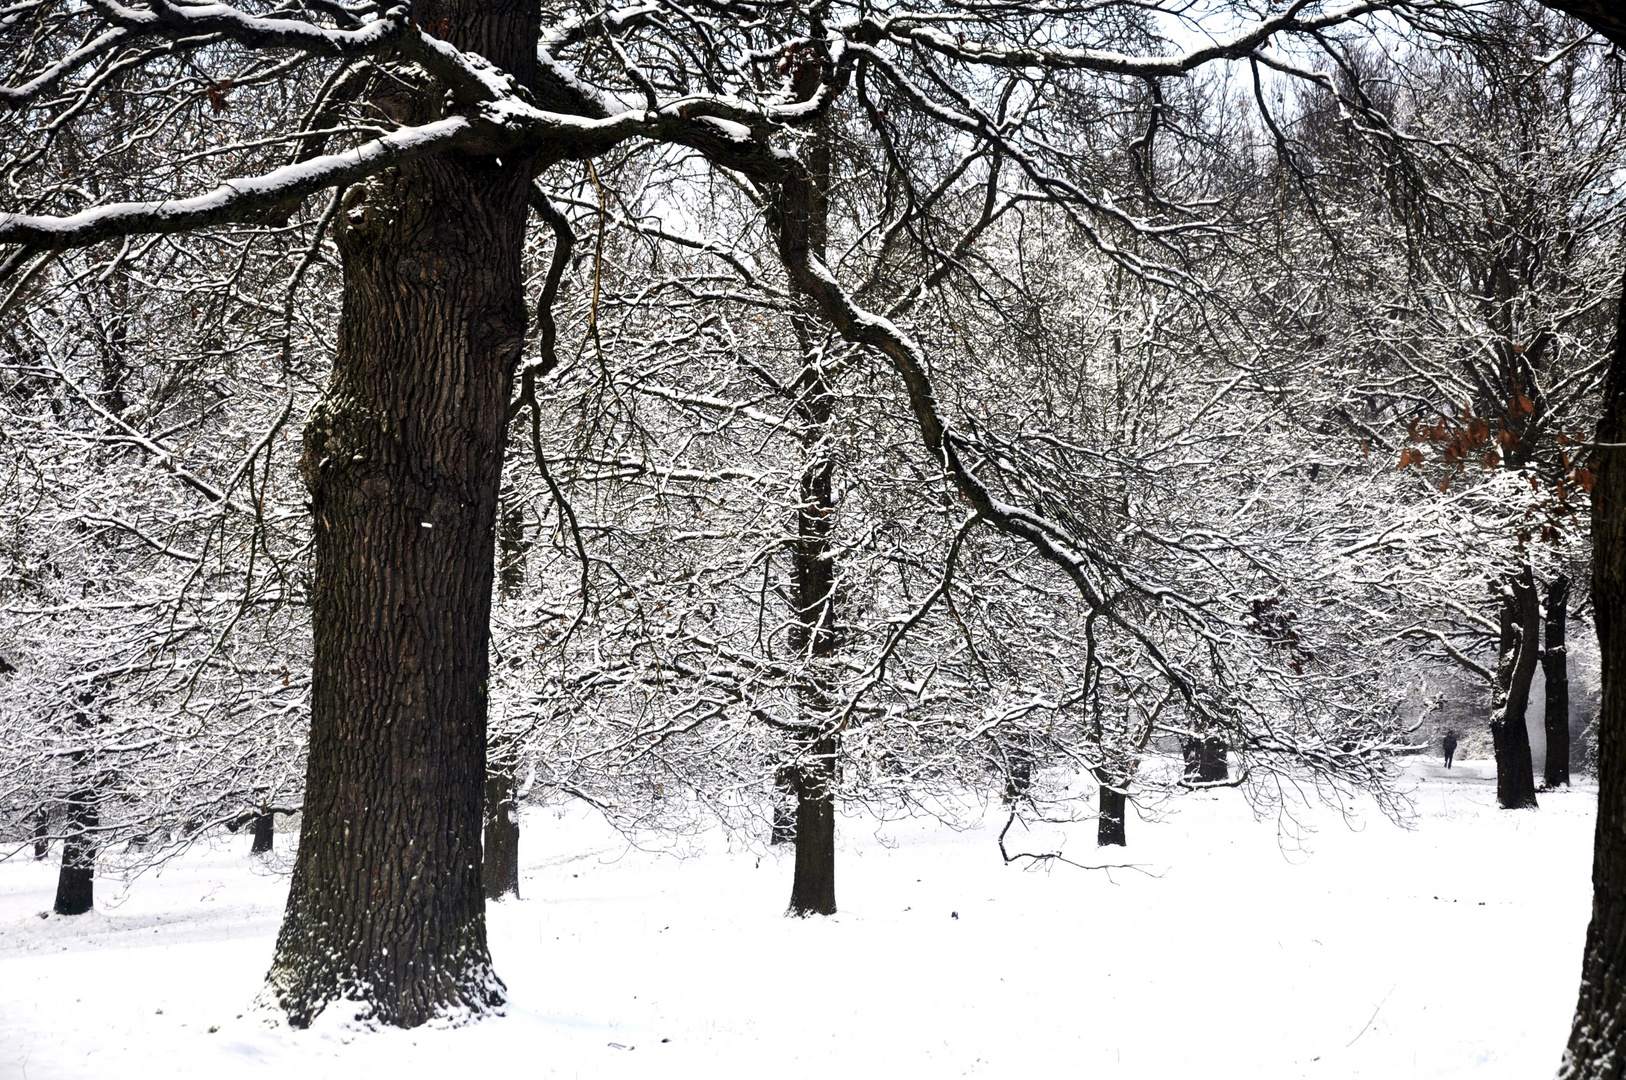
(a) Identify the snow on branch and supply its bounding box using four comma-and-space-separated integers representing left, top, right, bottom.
0, 116, 477, 252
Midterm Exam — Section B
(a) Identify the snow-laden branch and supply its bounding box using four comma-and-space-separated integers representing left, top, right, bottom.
0, 116, 478, 251
851, 0, 1404, 75
85, 0, 409, 55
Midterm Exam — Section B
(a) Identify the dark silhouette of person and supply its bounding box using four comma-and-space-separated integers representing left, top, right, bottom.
1443, 730, 1458, 769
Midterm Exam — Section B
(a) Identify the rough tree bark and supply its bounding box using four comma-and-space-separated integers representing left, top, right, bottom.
1492, 566, 1541, 810
1561, 262, 1626, 1078
1545, 573, 1572, 788
260, 0, 538, 1027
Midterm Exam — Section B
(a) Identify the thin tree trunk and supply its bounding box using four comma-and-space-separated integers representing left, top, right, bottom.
53, 781, 96, 916
251, 812, 275, 856
1561, 263, 1626, 1079
1492, 566, 1541, 810
482, 765, 520, 901
263, 0, 537, 1023
1096, 772, 1127, 847
784, 389, 837, 916
484, 489, 525, 899
783, 57, 837, 918
1545, 573, 1572, 788
32, 810, 48, 860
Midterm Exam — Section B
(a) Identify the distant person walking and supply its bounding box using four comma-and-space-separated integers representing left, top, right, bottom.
1443, 730, 1458, 769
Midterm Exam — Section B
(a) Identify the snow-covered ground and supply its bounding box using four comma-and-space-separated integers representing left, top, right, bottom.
0, 760, 1596, 1079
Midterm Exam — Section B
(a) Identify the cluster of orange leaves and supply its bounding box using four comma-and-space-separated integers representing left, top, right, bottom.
204, 79, 233, 115
1390, 395, 1594, 546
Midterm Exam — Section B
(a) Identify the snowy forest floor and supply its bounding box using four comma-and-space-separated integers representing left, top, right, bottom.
0, 759, 1597, 1079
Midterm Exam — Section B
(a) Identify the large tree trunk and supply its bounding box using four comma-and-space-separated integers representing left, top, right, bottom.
482, 764, 520, 901
262, 0, 537, 1027
52, 780, 96, 916
1492, 566, 1541, 810
1545, 573, 1572, 788
1561, 265, 1626, 1079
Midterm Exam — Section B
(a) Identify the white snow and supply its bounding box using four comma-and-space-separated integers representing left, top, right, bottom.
0, 759, 1594, 1079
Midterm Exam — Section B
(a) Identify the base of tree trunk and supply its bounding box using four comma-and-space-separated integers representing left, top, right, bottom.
53, 785, 96, 915
53, 848, 93, 916
251, 813, 275, 855
1492, 716, 1540, 809
1098, 784, 1127, 847
1183, 736, 1228, 783
260, 961, 504, 1030
787, 742, 836, 916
